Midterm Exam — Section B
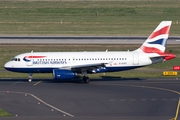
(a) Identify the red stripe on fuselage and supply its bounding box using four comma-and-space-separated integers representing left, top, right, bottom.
24, 56, 46, 59
148, 26, 170, 39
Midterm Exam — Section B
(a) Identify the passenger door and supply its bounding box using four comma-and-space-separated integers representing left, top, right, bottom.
133, 53, 139, 65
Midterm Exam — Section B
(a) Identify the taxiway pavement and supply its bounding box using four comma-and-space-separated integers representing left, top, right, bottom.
0, 78, 180, 120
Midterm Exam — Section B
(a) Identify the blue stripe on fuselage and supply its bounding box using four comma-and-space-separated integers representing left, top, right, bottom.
5, 66, 143, 73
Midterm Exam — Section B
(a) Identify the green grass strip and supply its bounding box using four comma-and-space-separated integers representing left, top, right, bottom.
0, 109, 12, 117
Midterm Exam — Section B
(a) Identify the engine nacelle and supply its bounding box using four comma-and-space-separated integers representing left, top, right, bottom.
53, 69, 75, 79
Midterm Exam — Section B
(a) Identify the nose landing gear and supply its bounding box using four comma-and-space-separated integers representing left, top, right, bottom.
29, 73, 33, 82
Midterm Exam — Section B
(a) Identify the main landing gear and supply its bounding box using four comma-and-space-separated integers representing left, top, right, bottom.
82, 71, 90, 83
83, 76, 90, 83
29, 73, 33, 83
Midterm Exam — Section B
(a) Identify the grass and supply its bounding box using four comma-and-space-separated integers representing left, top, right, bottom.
1, 44, 180, 78
0, 109, 12, 117
0, 1, 180, 35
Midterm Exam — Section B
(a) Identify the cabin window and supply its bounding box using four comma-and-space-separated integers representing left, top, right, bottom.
122, 58, 124, 60
111, 58, 113, 60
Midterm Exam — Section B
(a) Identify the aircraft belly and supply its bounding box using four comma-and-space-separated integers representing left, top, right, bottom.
94, 66, 143, 73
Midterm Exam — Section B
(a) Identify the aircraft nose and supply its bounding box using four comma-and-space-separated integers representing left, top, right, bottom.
4, 61, 11, 70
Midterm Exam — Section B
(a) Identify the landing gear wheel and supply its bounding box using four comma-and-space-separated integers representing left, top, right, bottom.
28, 79, 32, 83
83, 76, 90, 83
28, 73, 33, 83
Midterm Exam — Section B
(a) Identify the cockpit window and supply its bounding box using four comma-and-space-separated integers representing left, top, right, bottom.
11, 58, 15, 61
11, 58, 20, 61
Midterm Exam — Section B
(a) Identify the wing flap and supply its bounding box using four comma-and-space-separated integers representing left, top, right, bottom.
60, 63, 108, 73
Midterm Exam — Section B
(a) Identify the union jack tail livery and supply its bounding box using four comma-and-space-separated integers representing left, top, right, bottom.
139, 21, 172, 53
135, 21, 175, 61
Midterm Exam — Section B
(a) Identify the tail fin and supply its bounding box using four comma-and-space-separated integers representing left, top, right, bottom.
139, 21, 172, 53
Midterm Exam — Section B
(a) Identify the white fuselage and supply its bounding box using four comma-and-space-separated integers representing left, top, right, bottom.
4, 51, 153, 73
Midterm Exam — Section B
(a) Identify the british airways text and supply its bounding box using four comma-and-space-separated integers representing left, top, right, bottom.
33, 61, 67, 65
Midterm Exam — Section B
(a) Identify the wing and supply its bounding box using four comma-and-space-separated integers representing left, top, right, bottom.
60, 62, 109, 73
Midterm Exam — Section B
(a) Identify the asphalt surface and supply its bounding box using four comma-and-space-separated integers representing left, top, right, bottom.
0, 36, 180, 44
0, 78, 180, 120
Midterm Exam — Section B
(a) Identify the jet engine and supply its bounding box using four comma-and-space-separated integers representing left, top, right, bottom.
53, 69, 76, 79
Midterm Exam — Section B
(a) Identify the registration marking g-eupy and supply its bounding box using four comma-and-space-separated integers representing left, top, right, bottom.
0, 91, 74, 117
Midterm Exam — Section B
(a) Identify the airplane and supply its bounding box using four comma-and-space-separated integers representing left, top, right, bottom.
4, 21, 175, 83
